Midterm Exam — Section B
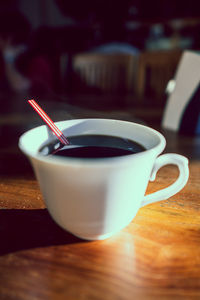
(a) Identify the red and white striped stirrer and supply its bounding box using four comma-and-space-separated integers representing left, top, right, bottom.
28, 99, 70, 145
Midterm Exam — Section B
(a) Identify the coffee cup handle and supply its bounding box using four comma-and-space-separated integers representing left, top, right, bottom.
141, 153, 189, 207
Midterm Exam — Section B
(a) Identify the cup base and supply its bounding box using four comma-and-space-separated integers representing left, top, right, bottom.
72, 231, 117, 241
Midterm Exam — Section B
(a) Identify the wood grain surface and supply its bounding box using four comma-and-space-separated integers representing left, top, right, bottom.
0, 161, 199, 300
0, 98, 200, 300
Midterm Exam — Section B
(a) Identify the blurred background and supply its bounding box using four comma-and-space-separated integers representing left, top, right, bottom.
0, 0, 200, 110
1, 0, 200, 175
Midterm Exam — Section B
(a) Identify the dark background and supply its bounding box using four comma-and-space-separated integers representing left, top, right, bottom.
2, 0, 200, 51
0, 0, 200, 102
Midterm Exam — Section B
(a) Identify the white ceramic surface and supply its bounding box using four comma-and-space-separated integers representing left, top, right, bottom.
19, 119, 189, 240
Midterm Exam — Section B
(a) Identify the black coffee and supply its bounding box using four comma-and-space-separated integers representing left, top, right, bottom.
39, 134, 146, 159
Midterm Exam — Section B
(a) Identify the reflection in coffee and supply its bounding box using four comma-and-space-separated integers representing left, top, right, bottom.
39, 134, 146, 158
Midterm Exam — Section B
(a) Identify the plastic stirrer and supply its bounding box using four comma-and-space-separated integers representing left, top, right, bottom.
28, 99, 70, 145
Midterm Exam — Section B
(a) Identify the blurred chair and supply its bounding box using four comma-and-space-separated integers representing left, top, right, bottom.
162, 50, 200, 135
71, 53, 138, 95
136, 50, 182, 101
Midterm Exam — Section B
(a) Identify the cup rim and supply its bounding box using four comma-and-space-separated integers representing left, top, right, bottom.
19, 118, 166, 166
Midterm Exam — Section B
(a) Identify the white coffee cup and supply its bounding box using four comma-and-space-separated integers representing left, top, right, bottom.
19, 119, 189, 240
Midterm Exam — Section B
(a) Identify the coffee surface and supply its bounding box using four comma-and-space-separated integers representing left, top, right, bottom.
39, 134, 146, 159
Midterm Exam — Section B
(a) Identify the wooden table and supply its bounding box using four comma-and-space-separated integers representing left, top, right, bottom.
0, 96, 200, 299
